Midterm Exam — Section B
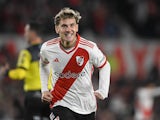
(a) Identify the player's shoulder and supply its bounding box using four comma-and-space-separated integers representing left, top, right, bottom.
41, 37, 60, 49
79, 37, 96, 49
46, 37, 60, 46
18, 49, 31, 59
26, 44, 40, 52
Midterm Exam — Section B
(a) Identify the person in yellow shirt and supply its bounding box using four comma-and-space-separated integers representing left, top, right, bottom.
7, 21, 50, 120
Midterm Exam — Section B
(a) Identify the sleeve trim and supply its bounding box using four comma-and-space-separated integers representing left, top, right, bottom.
98, 60, 107, 69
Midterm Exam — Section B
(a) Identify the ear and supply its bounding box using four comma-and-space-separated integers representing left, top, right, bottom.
55, 26, 59, 34
76, 24, 78, 32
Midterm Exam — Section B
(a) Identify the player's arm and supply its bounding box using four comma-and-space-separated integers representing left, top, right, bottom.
8, 49, 31, 80
95, 61, 111, 99
40, 44, 53, 102
91, 43, 111, 100
8, 68, 27, 80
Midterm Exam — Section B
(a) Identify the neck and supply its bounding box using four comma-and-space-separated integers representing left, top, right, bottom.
60, 38, 77, 49
30, 37, 42, 45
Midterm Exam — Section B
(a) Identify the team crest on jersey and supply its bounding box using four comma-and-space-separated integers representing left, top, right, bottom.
76, 56, 84, 66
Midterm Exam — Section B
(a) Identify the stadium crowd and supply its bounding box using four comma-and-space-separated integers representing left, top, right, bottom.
0, 0, 160, 38
0, 0, 160, 120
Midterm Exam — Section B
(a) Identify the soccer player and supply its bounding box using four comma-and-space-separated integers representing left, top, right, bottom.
40, 7, 111, 120
6, 22, 51, 120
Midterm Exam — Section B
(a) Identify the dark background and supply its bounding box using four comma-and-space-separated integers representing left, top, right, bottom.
0, 0, 159, 120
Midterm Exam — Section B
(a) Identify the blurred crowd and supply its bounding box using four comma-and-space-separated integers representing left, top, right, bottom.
0, 0, 160, 38
0, 41, 24, 119
0, 40, 159, 120
0, 0, 160, 120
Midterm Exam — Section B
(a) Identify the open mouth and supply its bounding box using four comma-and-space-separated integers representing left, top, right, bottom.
65, 33, 72, 37
64, 33, 74, 41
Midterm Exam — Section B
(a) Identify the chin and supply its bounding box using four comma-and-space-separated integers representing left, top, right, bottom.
64, 39, 74, 42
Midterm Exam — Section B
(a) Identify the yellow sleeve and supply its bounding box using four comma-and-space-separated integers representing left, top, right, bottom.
8, 49, 31, 80
17, 49, 31, 69
8, 68, 26, 80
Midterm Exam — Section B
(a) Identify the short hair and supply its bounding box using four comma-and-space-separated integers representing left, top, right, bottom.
54, 7, 82, 26
28, 21, 43, 36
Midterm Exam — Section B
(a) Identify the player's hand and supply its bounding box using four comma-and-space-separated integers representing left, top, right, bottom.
41, 91, 53, 103
94, 91, 104, 100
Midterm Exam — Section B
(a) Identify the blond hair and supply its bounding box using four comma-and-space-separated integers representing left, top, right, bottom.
54, 7, 81, 26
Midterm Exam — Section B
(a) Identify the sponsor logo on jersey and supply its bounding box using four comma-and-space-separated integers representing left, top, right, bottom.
54, 71, 85, 79
76, 56, 84, 66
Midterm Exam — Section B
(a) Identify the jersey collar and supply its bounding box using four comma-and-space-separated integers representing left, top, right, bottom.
59, 34, 80, 54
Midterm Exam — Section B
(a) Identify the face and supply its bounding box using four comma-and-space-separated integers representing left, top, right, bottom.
55, 18, 78, 43
24, 24, 35, 44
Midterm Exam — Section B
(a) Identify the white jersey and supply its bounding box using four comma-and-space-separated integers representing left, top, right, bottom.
134, 87, 160, 120
40, 34, 110, 114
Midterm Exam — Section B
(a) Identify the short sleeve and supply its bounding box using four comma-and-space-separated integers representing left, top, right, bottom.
17, 49, 31, 69
90, 44, 107, 68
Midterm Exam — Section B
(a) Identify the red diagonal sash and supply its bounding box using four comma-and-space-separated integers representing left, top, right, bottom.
50, 48, 89, 107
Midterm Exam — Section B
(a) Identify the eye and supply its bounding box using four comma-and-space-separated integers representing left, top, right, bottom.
70, 23, 75, 27
61, 24, 67, 29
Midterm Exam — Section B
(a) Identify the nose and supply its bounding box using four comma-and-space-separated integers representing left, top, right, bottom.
65, 26, 72, 32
